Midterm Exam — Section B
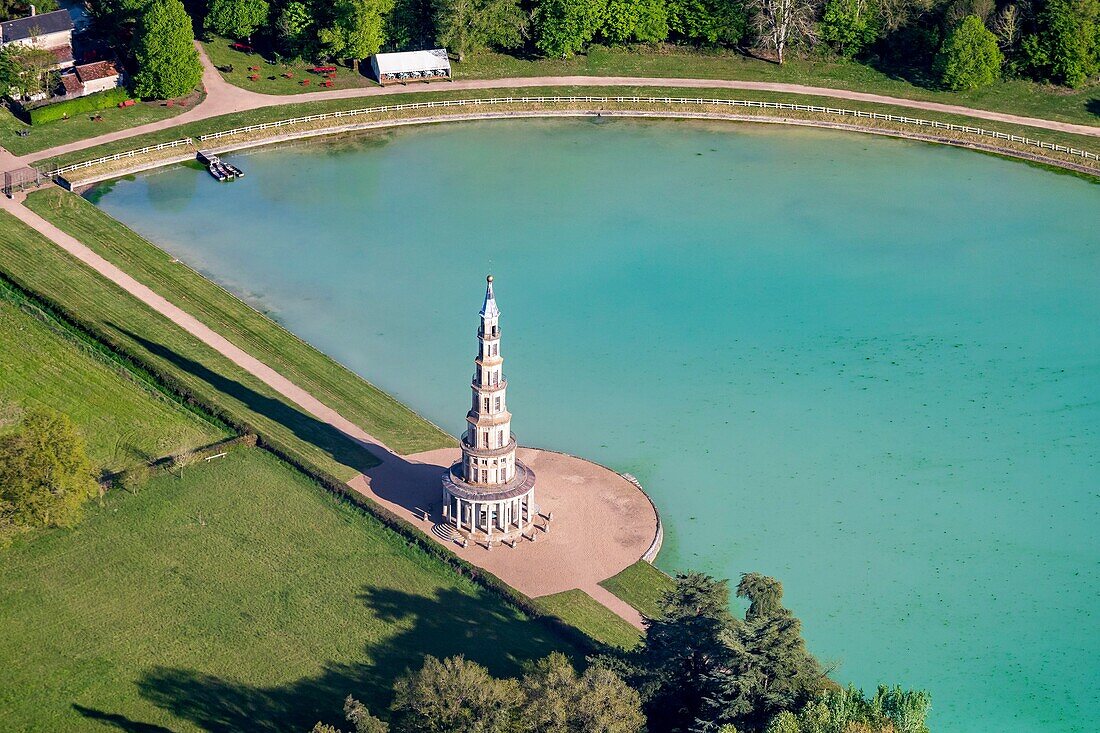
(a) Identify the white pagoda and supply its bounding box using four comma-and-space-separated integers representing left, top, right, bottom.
442, 275, 536, 540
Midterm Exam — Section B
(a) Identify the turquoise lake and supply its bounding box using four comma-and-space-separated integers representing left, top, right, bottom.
92, 119, 1099, 732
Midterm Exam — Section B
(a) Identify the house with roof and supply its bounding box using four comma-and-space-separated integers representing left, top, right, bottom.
0, 8, 75, 69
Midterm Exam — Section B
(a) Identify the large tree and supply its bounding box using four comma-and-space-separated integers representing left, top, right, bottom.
667, 0, 747, 45
1022, 0, 1099, 87
206, 0, 270, 40
748, 0, 818, 63
636, 572, 735, 732
820, 0, 879, 57
433, 0, 525, 61
274, 1, 313, 58
0, 409, 97, 534
602, 0, 670, 43
534, 0, 605, 57
318, 0, 394, 61
1, 44, 57, 98
521, 653, 646, 733
697, 574, 825, 732
934, 14, 1002, 90
132, 0, 203, 99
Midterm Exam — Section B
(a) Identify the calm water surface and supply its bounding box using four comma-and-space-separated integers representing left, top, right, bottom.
93, 120, 1100, 732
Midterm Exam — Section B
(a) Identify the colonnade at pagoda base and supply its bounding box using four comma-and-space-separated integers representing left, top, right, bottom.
443, 488, 537, 541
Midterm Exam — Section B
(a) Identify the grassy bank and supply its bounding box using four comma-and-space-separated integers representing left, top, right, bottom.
452, 46, 1099, 127
36, 86, 1100, 175
534, 589, 642, 650
22, 190, 454, 459
0, 92, 200, 157
196, 40, 1098, 128
0, 208, 385, 479
599, 561, 676, 620
0, 279, 226, 472
0, 447, 575, 732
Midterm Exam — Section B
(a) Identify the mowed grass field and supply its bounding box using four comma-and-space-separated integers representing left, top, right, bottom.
534, 590, 642, 650
0, 280, 226, 472
0, 448, 575, 732
599, 560, 677, 620
23, 189, 454, 460
0, 205, 445, 481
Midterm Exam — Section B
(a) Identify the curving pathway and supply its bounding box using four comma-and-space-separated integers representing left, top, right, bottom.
4, 42, 1096, 170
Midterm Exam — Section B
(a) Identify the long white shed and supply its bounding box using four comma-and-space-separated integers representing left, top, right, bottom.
369, 49, 451, 86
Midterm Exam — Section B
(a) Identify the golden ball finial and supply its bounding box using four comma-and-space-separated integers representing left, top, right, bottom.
487, 274, 494, 283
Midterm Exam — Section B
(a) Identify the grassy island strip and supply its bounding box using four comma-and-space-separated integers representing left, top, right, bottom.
0, 448, 576, 732
21, 189, 455, 464
533, 589, 643, 650
35, 87, 1099, 182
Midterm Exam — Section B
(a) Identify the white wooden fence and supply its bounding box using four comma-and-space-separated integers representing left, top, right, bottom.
45, 138, 194, 176
43, 96, 1100, 176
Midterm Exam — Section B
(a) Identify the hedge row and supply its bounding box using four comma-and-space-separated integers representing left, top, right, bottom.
0, 262, 601, 657
28, 88, 131, 125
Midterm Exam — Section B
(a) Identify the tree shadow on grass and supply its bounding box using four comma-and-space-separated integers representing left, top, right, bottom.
72, 704, 175, 733
110, 324, 382, 475
134, 586, 575, 732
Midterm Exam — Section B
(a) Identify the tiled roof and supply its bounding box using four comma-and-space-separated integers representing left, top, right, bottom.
0, 10, 73, 43
60, 73, 83, 96
75, 60, 120, 82
49, 44, 73, 64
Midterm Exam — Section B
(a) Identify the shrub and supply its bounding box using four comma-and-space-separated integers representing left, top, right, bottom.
935, 15, 1003, 91
28, 88, 132, 125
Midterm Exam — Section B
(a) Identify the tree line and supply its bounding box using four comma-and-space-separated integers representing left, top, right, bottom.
310, 572, 932, 733
199, 0, 1099, 89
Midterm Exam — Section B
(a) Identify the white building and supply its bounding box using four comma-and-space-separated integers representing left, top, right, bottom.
73, 60, 121, 95
369, 49, 450, 86
442, 276, 537, 541
0, 9, 74, 66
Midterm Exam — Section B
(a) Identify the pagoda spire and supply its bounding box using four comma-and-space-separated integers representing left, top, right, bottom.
480, 274, 500, 318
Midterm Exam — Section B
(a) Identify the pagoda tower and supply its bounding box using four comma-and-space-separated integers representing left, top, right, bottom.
442, 275, 536, 540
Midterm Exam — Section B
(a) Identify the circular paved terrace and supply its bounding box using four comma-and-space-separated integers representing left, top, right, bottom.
347, 446, 658, 627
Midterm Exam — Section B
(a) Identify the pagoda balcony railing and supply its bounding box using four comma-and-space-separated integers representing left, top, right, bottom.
462, 436, 517, 457
471, 375, 507, 391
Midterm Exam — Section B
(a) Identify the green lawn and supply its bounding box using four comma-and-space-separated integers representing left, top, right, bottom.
0, 208, 385, 479
599, 561, 676, 620
195, 39, 1099, 128
21, 190, 454, 460
0, 280, 226, 473
0, 94, 198, 157
36, 84, 1100, 173
0, 448, 575, 732
452, 45, 1100, 127
534, 590, 642, 650
203, 36, 377, 95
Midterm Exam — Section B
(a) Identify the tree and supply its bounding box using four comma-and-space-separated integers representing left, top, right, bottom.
748, 0, 818, 64
637, 572, 734, 732
1022, 0, 1099, 87
275, 1, 313, 58
0, 409, 98, 531
433, 0, 525, 61
318, 0, 394, 61
534, 0, 605, 57
934, 14, 1002, 90
602, 0, 670, 43
697, 573, 824, 732
389, 655, 525, 733
206, 0, 270, 39
820, 0, 879, 57
667, 0, 747, 45
132, 0, 203, 99
522, 653, 645, 733
3, 45, 58, 98
0, 0, 58, 21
